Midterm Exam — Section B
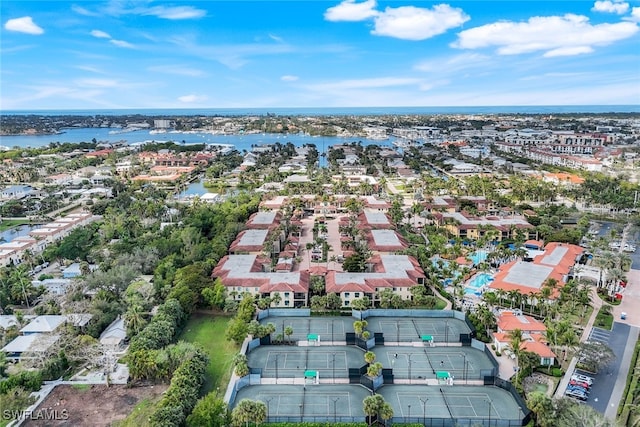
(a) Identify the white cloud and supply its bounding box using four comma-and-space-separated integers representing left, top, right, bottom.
414, 52, 490, 73
148, 65, 205, 77
90, 29, 111, 39
75, 78, 120, 88
143, 6, 206, 20
281, 75, 299, 82
178, 94, 208, 103
269, 34, 284, 43
72, 5, 99, 17
0, 44, 36, 54
628, 7, 640, 22
4, 16, 44, 35
592, 1, 629, 14
453, 14, 639, 56
325, 0, 378, 21
110, 39, 134, 48
372, 4, 470, 40
307, 77, 424, 92
543, 46, 594, 57
167, 37, 294, 69
74, 65, 106, 74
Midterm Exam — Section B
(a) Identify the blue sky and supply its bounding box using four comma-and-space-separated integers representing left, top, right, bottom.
1, 0, 639, 110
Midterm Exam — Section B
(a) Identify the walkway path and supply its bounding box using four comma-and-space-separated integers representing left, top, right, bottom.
429, 285, 452, 310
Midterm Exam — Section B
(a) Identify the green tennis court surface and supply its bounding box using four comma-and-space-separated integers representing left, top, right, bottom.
232, 384, 523, 423
260, 316, 471, 343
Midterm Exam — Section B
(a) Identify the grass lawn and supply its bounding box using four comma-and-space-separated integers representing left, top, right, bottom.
595, 306, 614, 330
178, 313, 238, 394
112, 396, 160, 427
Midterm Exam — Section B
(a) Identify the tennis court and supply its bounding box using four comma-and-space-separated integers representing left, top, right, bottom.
233, 384, 369, 418
373, 347, 495, 381
378, 384, 523, 422
260, 316, 350, 342
232, 384, 524, 424
248, 345, 362, 378
259, 315, 471, 344
366, 317, 471, 343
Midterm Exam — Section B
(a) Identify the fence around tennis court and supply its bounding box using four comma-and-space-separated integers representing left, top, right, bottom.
258, 308, 475, 345
230, 382, 530, 426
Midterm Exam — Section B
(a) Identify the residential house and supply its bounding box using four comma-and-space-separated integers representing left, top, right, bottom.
492, 310, 556, 366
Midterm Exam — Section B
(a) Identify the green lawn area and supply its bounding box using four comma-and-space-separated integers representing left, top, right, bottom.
594, 306, 614, 330
178, 313, 238, 394
113, 396, 160, 427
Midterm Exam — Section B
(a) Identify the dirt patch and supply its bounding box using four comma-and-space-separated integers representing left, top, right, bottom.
23, 384, 167, 427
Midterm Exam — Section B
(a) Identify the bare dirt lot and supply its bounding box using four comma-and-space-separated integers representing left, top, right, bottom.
23, 384, 167, 427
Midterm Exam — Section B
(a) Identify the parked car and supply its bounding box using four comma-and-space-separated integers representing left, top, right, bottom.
569, 380, 590, 389
565, 390, 588, 401
567, 385, 589, 394
571, 374, 593, 385
564, 392, 588, 402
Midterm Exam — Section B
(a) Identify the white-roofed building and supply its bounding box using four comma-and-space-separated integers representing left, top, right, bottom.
100, 317, 127, 349
2, 334, 60, 361
20, 315, 67, 334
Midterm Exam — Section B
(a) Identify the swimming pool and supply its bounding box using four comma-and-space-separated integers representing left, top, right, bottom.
465, 272, 494, 295
469, 251, 488, 265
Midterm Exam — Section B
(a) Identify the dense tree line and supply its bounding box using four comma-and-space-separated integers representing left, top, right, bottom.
149, 346, 209, 426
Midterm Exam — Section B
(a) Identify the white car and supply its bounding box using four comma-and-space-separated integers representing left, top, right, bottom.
571, 374, 593, 385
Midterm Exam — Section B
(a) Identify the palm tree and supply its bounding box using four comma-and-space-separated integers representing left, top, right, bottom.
507, 328, 525, 375
482, 291, 498, 311
507, 290, 521, 310
364, 351, 376, 365
363, 394, 393, 427
124, 305, 146, 335
353, 320, 368, 338
284, 325, 293, 345
9, 267, 32, 309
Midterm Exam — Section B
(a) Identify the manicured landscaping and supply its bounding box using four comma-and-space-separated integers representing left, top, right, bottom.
178, 313, 238, 394
594, 305, 614, 330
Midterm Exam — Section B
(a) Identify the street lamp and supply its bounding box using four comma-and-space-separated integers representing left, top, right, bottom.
486, 399, 492, 426
444, 320, 449, 343
299, 404, 303, 423
460, 353, 467, 384
419, 397, 428, 426
265, 397, 273, 422
274, 354, 279, 384
408, 404, 411, 424
331, 320, 334, 342
397, 320, 400, 343
332, 397, 340, 422
332, 352, 336, 384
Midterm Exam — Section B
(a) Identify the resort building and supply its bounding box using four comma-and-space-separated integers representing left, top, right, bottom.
246, 211, 281, 230
324, 254, 425, 307
433, 211, 535, 241
488, 242, 584, 298
492, 310, 556, 366
213, 254, 310, 307
366, 229, 409, 253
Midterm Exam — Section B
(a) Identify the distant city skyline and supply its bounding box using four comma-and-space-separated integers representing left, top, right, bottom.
1, 0, 639, 110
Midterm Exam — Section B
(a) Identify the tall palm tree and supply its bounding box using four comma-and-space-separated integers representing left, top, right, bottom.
507, 328, 525, 369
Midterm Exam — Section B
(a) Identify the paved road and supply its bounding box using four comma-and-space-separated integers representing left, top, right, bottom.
577, 322, 639, 417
